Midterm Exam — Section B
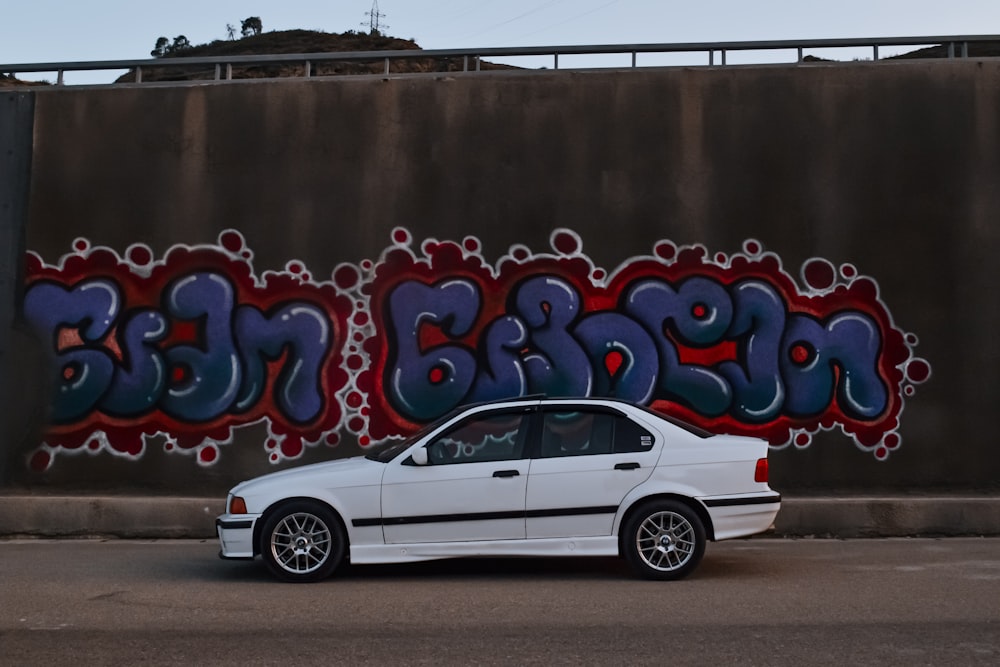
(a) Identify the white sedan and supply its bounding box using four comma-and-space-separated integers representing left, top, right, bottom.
216, 396, 780, 582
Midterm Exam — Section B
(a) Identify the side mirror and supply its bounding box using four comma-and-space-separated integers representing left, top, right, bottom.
410, 447, 429, 466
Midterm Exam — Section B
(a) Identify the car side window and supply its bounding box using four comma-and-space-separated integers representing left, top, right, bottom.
425, 411, 528, 464
539, 409, 655, 458
612, 416, 655, 453
539, 410, 613, 458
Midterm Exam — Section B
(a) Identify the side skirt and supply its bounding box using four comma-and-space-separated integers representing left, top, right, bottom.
350, 536, 620, 565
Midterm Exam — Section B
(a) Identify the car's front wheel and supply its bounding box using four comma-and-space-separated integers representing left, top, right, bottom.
259, 500, 346, 583
622, 500, 706, 580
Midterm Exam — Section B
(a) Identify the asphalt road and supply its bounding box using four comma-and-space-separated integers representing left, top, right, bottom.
2, 537, 999, 665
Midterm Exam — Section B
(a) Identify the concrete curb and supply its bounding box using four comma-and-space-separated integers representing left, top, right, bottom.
2, 495, 1000, 539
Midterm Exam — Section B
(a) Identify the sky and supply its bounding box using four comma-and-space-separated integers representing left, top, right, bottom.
2, 0, 998, 83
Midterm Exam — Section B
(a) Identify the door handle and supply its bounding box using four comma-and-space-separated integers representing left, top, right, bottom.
614, 462, 640, 470
493, 469, 520, 478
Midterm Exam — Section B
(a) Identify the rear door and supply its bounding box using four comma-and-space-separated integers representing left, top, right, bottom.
525, 406, 659, 538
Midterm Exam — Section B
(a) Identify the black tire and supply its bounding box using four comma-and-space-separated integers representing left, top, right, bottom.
622, 500, 706, 581
258, 500, 346, 583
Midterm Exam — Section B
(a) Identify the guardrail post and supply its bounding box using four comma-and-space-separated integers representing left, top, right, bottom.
0, 90, 34, 485
873, 45, 880, 61
226, 63, 232, 80
948, 42, 955, 58
797, 47, 803, 62
709, 51, 714, 66
214, 64, 221, 80
631, 51, 637, 67
384, 57, 390, 75
962, 41, 969, 58
305, 60, 312, 78
554, 53, 559, 69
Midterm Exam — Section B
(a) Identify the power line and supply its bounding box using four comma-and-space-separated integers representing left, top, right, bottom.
461, 0, 572, 41
515, 0, 623, 40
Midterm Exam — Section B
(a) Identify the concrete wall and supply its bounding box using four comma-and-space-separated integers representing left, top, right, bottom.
5, 60, 1000, 495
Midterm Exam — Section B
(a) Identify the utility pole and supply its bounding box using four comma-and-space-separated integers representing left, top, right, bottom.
363, 0, 388, 36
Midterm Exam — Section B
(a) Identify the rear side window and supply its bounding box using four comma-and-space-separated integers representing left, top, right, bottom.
539, 409, 654, 457
613, 416, 655, 453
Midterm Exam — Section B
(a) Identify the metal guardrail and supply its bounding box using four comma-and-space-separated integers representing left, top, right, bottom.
2, 35, 998, 85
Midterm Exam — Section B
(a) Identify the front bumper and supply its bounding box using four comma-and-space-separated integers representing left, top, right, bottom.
216, 514, 260, 559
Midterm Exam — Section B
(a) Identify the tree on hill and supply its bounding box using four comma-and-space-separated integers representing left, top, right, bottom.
150, 35, 192, 58
241, 17, 263, 37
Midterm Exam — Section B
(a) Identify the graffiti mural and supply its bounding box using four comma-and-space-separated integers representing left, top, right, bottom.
354, 229, 930, 461
23, 231, 352, 470
24, 228, 930, 471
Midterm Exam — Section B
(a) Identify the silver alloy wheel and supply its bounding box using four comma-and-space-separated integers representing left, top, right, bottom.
269, 511, 333, 575
635, 510, 696, 572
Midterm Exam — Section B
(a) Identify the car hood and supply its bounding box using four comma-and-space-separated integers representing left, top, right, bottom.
230, 455, 383, 498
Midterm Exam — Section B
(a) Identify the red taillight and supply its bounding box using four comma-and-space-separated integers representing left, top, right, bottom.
230, 496, 248, 514
754, 458, 769, 483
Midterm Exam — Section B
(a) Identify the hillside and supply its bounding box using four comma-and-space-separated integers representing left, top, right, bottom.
114, 30, 515, 83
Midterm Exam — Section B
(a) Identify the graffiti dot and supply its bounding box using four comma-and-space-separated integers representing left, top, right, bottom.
654, 241, 677, 261
346, 355, 366, 371
333, 264, 360, 290
392, 228, 411, 245
428, 366, 446, 384
241, 250, 252, 260
906, 333, 919, 346
270, 453, 279, 462
326, 433, 339, 446
592, 268, 606, 281
907, 358, 931, 384
73, 238, 90, 253
359, 435, 371, 446
347, 391, 364, 408
691, 303, 708, 319
463, 237, 480, 253
353, 311, 370, 327
361, 259, 373, 271
511, 246, 530, 261
743, 240, 762, 255
281, 439, 304, 459
349, 417, 366, 432
464, 446, 474, 456
266, 438, 278, 450
875, 446, 889, 461
841, 264, 858, 279
127, 244, 153, 266
905, 385, 915, 396
171, 365, 188, 384
789, 343, 815, 366
353, 331, 365, 342
604, 350, 624, 377
199, 446, 218, 464
361, 406, 370, 416
88, 440, 101, 451
220, 230, 244, 253
164, 442, 174, 451
884, 433, 901, 450
802, 258, 836, 291
287, 261, 303, 275
30, 450, 52, 472
794, 433, 811, 448
552, 230, 580, 255
62, 363, 78, 381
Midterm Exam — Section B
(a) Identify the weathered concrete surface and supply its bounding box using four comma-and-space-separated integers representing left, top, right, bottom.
6, 60, 1000, 498
1, 495, 999, 539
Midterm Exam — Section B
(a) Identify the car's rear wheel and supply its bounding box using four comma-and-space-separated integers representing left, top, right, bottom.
622, 500, 705, 580
259, 500, 346, 583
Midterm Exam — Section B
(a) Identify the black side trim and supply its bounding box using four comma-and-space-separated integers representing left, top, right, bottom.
216, 518, 253, 529
351, 505, 619, 528
703, 494, 782, 508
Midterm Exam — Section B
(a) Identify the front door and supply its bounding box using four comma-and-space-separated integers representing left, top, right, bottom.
381, 408, 532, 544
